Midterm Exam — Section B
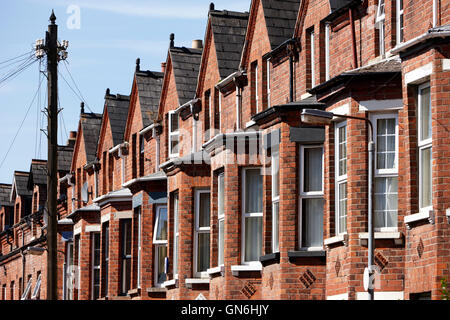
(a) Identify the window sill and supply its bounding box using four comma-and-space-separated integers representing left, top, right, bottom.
245, 120, 257, 129
259, 252, 280, 266
185, 278, 210, 288
358, 232, 404, 246
127, 288, 141, 297
231, 263, 262, 276
288, 250, 326, 262
324, 234, 348, 248
146, 287, 166, 293
207, 265, 224, 277
404, 208, 434, 229
162, 279, 177, 288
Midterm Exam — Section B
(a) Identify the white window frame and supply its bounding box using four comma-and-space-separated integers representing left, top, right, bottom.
217, 173, 225, 267
168, 111, 180, 158
218, 91, 222, 133
91, 232, 101, 299
310, 30, 315, 87
376, 0, 386, 57
335, 121, 348, 235
135, 206, 142, 288
241, 167, 263, 265
120, 219, 132, 295
299, 145, 324, 250
418, 83, 433, 212
372, 113, 399, 232
325, 23, 330, 81
266, 58, 271, 109
396, 0, 404, 45
153, 205, 168, 287
255, 63, 259, 113
271, 147, 280, 253
172, 194, 179, 277
193, 190, 211, 278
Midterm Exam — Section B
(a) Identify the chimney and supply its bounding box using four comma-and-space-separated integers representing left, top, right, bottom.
192, 40, 203, 49
161, 62, 167, 73
170, 33, 175, 48
68, 131, 77, 147
136, 58, 140, 72
80, 102, 85, 114
209, 2, 215, 11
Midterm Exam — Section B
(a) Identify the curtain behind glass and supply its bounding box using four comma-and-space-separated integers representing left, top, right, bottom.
304, 148, 323, 192
245, 169, 263, 213
197, 233, 210, 272
302, 198, 324, 247
245, 217, 262, 262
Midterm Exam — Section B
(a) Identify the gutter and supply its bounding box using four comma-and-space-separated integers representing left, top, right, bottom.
122, 172, 167, 189
391, 29, 450, 55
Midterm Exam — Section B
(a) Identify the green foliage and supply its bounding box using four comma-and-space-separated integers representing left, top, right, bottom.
441, 277, 448, 300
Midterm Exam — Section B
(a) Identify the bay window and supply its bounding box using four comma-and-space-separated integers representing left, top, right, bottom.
172, 193, 179, 276
169, 111, 180, 157
120, 219, 132, 295
418, 84, 432, 211
335, 122, 347, 235
373, 114, 398, 231
102, 223, 109, 298
300, 145, 324, 249
218, 173, 225, 266
242, 168, 263, 264
153, 206, 168, 286
194, 190, 211, 277
135, 206, 142, 288
396, 0, 404, 45
91, 232, 100, 300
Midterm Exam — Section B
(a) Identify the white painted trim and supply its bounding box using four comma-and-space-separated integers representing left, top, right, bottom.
443, 59, 450, 71
207, 265, 225, 277
114, 211, 133, 220
359, 99, 403, 112
185, 278, 210, 288
404, 209, 432, 226
231, 263, 262, 276
101, 214, 110, 223
446, 208, 450, 218
405, 63, 433, 85
356, 291, 404, 300
327, 293, 348, 300
73, 227, 82, 236
331, 103, 349, 119
85, 224, 101, 233
162, 279, 177, 288
358, 232, 401, 240
324, 234, 346, 246
301, 92, 312, 100
245, 120, 257, 128
193, 189, 211, 278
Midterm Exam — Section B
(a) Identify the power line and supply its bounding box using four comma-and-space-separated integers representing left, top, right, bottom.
58, 70, 95, 113
0, 50, 33, 65
0, 57, 38, 90
62, 60, 95, 113
0, 75, 45, 170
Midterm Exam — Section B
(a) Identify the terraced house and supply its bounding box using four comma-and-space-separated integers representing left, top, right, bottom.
0, 0, 449, 300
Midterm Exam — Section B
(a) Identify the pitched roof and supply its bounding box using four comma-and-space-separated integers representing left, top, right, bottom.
209, 10, 249, 78
261, 0, 301, 50
169, 47, 203, 105
104, 93, 131, 146
13, 171, 32, 198
58, 144, 74, 173
28, 160, 47, 188
135, 70, 164, 128
80, 112, 103, 163
0, 184, 13, 208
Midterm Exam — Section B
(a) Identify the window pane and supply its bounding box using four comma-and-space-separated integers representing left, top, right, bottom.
377, 118, 396, 170
304, 147, 323, 192
170, 113, 178, 132
302, 198, 324, 247
218, 219, 224, 265
338, 182, 347, 234
272, 151, 280, 198
338, 126, 347, 176
173, 194, 179, 274
198, 193, 210, 228
155, 207, 168, 241
420, 86, 431, 141
374, 177, 398, 228
420, 147, 432, 208
156, 246, 167, 284
244, 216, 262, 262
218, 174, 224, 217
197, 233, 210, 272
272, 202, 279, 252
123, 220, 132, 256
245, 169, 263, 213
170, 136, 179, 154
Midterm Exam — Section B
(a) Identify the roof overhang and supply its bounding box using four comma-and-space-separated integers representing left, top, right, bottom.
391, 26, 450, 56
122, 171, 167, 189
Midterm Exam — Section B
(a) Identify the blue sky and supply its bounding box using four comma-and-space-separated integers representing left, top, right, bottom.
0, 0, 250, 183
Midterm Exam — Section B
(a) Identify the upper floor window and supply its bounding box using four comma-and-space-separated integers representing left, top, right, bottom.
396, 0, 404, 45
373, 114, 399, 231
271, 147, 280, 253
169, 111, 180, 157
204, 90, 211, 142
418, 83, 432, 211
214, 88, 221, 134
139, 136, 145, 177
335, 122, 347, 235
310, 30, 316, 88
376, 0, 386, 57
264, 58, 271, 109
325, 23, 330, 81
300, 145, 324, 249
251, 61, 259, 114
